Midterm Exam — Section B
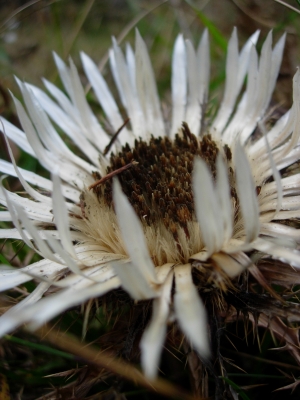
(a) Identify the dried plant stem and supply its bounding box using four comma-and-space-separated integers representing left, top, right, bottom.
30, 324, 206, 400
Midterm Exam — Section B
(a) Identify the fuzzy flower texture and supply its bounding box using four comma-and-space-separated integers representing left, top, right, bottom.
1, 28, 300, 379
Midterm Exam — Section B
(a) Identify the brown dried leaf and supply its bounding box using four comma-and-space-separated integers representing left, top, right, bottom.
259, 260, 300, 287
256, 315, 300, 365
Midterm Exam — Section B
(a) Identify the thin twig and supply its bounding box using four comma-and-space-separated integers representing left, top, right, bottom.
103, 117, 130, 156
88, 160, 138, 190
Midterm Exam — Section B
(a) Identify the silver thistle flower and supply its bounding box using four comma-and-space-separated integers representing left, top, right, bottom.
1, 28, 300, 386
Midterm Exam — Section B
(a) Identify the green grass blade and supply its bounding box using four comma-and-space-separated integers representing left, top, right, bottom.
4, 335, 75, 360
184, 0, 227, 51
0, 254, 11, 265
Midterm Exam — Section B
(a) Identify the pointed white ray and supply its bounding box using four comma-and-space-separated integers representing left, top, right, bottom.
68, 58, 108, 148
11, 93, 56, 172
1, 182, 41, 253
0, 276, 120, 336
197, 29, 210, 107
0, 187, 53, 223
135, 30, 165, 137
259, 195, 300, 213
2, 124, 52, 205
51, 264, 113, 288
192, 157, 224, 255
260, 222, 300, 244
222, 44, 258, 144
0, 212, 12, 221
1, 118, 34, 156
236, 30, 260, 92
220, 30, 261, 143
216, 154, 233, 242
0, 159, 51, 191
269, 210, 300, 220
171, 34, 187, 135
273, 69, 300, 162
223, 32, 285, 144
234, 142, 260, 242
17, 80, 80, 161
174, 264, 210, 359
239, 33, 285, 144
32, 276, 121, 331
185, 39, 201, 134
11, 92, 94, 189
126, 43, 136, 92
0, 173, 79, 225
211, 28, 239, 136
43, 76, 77, 118
0, 157, 81, 202
52, 171, 77, 258
111, 260, 158, 300
242, 43, 259, 115
9, 201, 59, 262
276, 147, 300, 172
44, 232, 94, 280
0, 259, 66, 291
33, 80, 102, 163
19, 80, 99, 172
261, 173, 300, 198
140, 270, 173, 379
54, 53, 109, 151
258, 122, 283, 217
53, 52, 72, 95
253, 143, 295, 188
249, 110, 290, 160
252, 31, 273, 118
15, 281, 52, 310
111, 37, 144, 139
0, 228, 23, 240
73, 244, 125, 267
80, 51, 132, 144
253, 237, 300, 269
109, 47, 126, 108
112, 179, 157, 283
266, 32, 286, 103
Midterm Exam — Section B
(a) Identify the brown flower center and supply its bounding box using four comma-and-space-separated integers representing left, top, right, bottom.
91, 123, 230, 240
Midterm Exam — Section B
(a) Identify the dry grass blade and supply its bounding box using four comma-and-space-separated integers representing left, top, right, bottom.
231, 0, 275, 27
30, 324, 206, 400
274, 0, 300, 14
273, 374, 300, 392
83, 0, 170, 99
225, 348, 300, 371
0, 0, 47, 32
97, 0, 169, 73
63, 0, 95, 58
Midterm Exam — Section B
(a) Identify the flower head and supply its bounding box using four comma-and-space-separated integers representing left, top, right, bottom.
1, 28, 300, 388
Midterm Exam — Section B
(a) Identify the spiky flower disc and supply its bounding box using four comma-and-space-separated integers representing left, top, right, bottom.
1, 28, 300, 387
